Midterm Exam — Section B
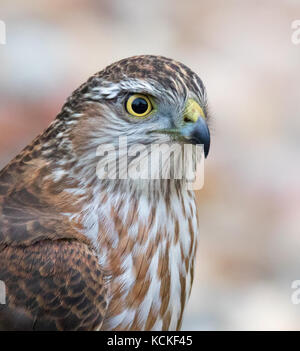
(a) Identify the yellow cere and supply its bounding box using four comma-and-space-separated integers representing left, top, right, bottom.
184, 99, 205, 123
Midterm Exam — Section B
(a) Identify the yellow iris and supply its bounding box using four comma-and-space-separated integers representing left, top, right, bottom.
126, 94, 153, 118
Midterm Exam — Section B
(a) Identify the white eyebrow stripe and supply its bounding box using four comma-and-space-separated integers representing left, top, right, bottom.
83, 78, 169, 100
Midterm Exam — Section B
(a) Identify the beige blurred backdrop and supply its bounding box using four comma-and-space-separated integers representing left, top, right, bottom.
0, 0, 300, 330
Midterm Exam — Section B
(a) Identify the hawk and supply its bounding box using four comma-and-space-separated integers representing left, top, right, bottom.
0, 55, 210, 331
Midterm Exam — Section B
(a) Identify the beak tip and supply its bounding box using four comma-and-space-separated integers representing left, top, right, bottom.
204, 143, 210, 158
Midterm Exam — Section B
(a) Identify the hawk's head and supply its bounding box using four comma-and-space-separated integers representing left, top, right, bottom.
43, 55, 210, 189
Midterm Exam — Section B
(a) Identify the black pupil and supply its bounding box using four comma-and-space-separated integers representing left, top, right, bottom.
131, 98, 148, 114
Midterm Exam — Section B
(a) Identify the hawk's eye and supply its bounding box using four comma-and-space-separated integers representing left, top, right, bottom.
126, 94, 153, 118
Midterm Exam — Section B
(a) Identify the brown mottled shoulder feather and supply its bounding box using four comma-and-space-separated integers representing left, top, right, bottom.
0, 147, 89, 247
0, 240, 109, 330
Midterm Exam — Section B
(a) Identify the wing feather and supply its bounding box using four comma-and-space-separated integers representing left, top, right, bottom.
0, 240, 109, 330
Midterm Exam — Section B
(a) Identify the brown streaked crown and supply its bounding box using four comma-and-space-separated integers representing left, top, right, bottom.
96, 55, 205, 95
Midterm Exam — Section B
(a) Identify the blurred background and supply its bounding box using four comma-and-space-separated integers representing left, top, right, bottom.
0, 0, 300, 330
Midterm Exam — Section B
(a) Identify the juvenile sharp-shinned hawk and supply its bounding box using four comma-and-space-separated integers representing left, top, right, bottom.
0, 55, 210, 330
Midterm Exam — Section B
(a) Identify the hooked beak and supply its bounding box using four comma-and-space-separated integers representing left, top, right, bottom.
179, 98, 210, 157
150, 99, 210, 158
179, 116, 210, 158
